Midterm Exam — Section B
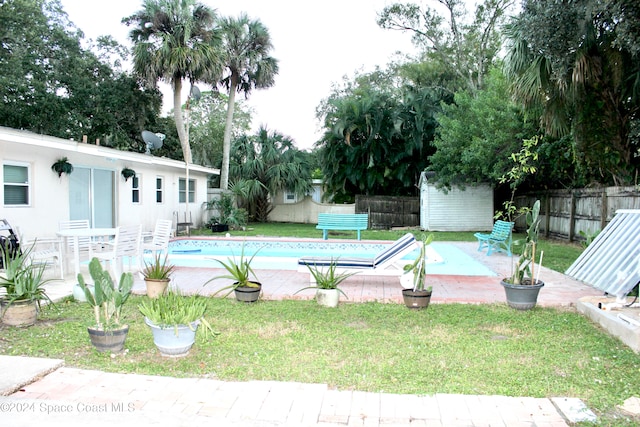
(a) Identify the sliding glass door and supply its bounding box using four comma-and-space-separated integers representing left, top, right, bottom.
69, 167, 114, 227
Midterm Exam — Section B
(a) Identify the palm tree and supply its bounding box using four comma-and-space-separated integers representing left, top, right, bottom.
218, 14, 279, 190
230, 126, 312, 222
123, 0, 222, 165
503, 3, 640, 185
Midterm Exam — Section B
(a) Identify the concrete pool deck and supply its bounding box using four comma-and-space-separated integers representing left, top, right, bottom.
139, 241, 602, 307
40, 241, 602, 306
2, 240, 610, 426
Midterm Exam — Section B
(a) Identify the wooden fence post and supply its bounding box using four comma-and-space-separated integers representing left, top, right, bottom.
568, 191, 576, 242
601, 189, 608, 231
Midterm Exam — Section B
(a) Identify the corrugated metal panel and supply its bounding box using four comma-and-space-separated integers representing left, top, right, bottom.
565, 209, 640, 298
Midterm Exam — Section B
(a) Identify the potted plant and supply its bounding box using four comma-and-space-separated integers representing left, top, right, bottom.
203, 192, 247, 232
51, 157, 73, 178
141, 253, 175, 298
139, 289, 215, 357
500, 200, 544, 310
77, 258, 133, 352
121, 167, 136, 182
295, 259, 356, 307
400, 234, 434, 309
204, 244, 262, 302
0, 245, 55, 327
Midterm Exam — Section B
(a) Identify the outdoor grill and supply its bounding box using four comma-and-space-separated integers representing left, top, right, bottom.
0, 219, 21, 269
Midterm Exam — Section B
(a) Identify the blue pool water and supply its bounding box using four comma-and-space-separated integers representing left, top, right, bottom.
164, 239, 496, 276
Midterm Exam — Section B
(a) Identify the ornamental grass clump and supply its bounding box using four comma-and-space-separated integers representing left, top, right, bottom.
138, 289, 216, 338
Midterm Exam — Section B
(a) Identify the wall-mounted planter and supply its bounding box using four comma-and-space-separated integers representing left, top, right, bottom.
51, 157, 73, 178
121, 167, 136, 182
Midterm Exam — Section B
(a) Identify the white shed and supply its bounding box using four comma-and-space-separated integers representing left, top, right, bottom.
419, 172, 494, 231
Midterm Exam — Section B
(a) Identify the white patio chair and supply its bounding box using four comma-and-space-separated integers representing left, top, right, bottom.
58, 220, 93, 266
15, 229, 64, 280
94, 225, 142, 279
143, 219, 173, 256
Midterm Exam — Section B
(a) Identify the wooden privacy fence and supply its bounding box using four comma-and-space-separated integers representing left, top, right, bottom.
355, 195, 419, 229
515, 186, 640, 242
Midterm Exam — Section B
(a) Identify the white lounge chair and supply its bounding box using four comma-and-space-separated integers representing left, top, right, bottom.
297, 233, 423, 279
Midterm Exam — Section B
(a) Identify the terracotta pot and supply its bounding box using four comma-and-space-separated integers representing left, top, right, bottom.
1, 299, 38, 327
145, 278, 170, 299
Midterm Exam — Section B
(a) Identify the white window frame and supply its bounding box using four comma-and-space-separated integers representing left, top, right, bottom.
178, 178, 195, 203
283, 191, 298, 204
155, 176, 164, 204
131, 175, 141, 204
3, 161, 31, 207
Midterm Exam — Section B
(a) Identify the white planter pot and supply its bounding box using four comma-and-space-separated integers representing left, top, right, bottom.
144, 317, 199, 357
316, 289, 340, 308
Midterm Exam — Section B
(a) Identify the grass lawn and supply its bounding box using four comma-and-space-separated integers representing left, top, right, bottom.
1, 223, 638, 426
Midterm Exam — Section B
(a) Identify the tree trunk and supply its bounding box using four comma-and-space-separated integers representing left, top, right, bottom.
173, 79, 192, 164
220, 74, 238, 190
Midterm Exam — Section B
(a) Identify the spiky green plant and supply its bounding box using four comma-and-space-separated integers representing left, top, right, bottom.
204, 243, 261, 297
295, 259, 357, 298
138, 289, 216, 338
142, 253, 175, 280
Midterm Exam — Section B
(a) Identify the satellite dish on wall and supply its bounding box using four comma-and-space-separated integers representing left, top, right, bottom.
142, 130, 165, 154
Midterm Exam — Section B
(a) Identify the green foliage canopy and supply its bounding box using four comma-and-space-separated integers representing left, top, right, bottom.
230, 127, 313, 222
504, 0, 640, 185
0, 0, 162, 148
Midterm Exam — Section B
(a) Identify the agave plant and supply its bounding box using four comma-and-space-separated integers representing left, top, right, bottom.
295, 259, 356, 298
203, 243, 261, 297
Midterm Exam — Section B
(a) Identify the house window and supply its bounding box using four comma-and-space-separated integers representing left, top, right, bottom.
156, 177, 163, 203
178, 178, 195, 203
132, 175, 140, 203
3, 162, 30, 206
284, 191, 298, 204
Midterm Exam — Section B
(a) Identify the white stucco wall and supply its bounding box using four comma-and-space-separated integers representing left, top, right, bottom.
0, 127, 218, 238
270, 197, 355, 223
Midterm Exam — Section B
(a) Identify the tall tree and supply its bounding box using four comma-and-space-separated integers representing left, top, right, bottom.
429, 67, 540, 189
504, 0, 640, 185
377, 0, 515, 92
316, 68, 442, 200
218, 14, 279, 190
188, 91, 252, 169
0, 0, 161, 146
230, 127, 312, 222
123, 0, 222, 165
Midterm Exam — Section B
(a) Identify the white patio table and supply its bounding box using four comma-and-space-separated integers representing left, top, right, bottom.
56, 227, 116, 277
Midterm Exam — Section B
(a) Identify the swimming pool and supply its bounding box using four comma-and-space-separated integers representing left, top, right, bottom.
163, 238, 497, 276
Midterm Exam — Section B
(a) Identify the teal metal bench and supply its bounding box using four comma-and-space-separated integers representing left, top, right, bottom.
316, 213, 369, 240
474, 220, 514, 256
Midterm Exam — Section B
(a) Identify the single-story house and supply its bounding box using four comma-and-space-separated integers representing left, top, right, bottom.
1, 126, 219, 239
419, 172, 494, 231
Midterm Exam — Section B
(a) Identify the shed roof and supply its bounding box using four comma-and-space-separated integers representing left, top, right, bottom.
565, 209, 640, 298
